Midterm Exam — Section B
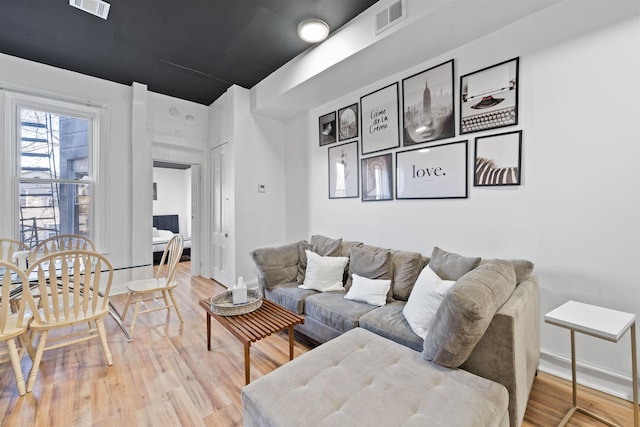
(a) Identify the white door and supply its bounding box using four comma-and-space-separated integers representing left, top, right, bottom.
211, 144, 233, 286
190, 164, 201, 276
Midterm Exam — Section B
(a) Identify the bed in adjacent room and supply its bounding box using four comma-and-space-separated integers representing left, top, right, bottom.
152, 214, 191, 264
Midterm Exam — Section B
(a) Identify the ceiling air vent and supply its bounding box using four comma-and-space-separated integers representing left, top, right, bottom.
374, 0, 406, 35
69, 0, 110, 20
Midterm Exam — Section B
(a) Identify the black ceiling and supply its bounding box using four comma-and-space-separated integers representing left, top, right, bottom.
0, 0, 379, 105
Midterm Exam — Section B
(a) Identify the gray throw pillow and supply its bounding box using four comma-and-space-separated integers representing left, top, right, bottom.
479, 258, 534, 284
429, 246, 481, 281
422, 260, 517, 368
346, 246, 394, 303
297, 241, 315, 283
251, 242, 301, 290
310, 235, 343, 256
391, 251, 423, 301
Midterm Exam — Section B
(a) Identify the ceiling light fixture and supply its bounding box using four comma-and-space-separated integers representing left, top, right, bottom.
297, 19, 330, 43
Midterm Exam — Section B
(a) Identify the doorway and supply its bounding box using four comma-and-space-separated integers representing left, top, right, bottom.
152, 161, 201, 276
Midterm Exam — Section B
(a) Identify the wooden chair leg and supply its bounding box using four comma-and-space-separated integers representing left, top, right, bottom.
161, 290, 171, 307
27, 330, 48, 393
95, 318, 113, 365
129, 298, 142, 338
7, 338, 26, 395
168, 290, 184, 323
121, 292, 134, 320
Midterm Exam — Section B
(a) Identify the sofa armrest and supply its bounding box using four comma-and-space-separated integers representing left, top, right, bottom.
461, 277, 539, 427
250, 241, 302, 291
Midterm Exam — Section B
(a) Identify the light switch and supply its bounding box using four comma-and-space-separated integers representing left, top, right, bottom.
258, 184, 266, 193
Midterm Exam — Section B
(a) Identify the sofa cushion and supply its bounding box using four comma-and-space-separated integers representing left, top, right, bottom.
242, 328, 510, 427
339, 240, 364, 257
359, 302, 423, 351
479, 258, 534, 284
304, 292, 377, 333
429, 246, 481, 281
299, 250, 349, 292
297, 241, 314, 283
423, 260, 517, 368
265, 284, 317, 314
251, 242, 301, 290
346, 246, 394, 302
391, 250, 424, 300
344, 273, 391, 306
403, 265, 456, 339
310, 235, 343, 256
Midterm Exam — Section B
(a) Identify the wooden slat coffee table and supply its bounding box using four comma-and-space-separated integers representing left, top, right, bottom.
199, 297, 305, 385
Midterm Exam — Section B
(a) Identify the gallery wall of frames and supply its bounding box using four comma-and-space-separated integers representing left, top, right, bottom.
320, 57, 523, 202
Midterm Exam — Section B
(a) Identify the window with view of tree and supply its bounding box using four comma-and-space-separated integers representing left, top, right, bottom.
18, 107, 93, 247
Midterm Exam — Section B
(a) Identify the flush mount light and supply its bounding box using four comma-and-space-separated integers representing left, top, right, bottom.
297, 19, 330, 43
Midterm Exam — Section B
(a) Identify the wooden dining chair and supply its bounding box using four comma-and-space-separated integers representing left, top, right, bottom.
0, 261, 30, 395
23, 250, 114, 392
121, 234, 184, 338
31, 234, 95, 257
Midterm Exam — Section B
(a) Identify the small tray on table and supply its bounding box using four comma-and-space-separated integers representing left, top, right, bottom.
209, 289, 262, 316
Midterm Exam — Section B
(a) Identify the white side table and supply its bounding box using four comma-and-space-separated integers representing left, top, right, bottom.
545, 300, 638, 427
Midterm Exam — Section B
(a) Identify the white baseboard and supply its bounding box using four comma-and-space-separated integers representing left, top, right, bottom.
539, 350, 637, 402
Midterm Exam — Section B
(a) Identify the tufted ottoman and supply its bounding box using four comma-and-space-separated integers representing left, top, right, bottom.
242, 328, 509, 427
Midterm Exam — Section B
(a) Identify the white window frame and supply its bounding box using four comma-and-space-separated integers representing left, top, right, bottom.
2, 90, 108, 251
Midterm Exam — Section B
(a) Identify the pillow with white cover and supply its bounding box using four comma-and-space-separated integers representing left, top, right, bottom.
344, 273, 391, 306
152, 227, 160, 237
298, 250, 348, 292
402, 265, 456, 339
156, 229, 175, 239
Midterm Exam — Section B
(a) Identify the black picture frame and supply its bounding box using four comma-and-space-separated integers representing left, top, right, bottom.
402, 59, 455, 146
328, 141, 359, 199
361, 153, 393, 201
396, 140, 468, 199
474, 130, 522, 186
319, 111, 337, 146
460, 57, 519, 135
360, 83, 400, 155
338, 103, 359, 141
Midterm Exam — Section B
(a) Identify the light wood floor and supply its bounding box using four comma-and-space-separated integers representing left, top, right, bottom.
0, 262, 635, 426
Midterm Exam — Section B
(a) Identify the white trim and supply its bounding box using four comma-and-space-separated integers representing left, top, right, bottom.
3, 90, 109, 252
539, 349, 637, 402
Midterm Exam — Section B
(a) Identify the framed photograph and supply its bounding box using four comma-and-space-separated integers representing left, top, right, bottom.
396, 140, 468, 199
319, 111, 337, 146
360, 83, 400, 155
361, 153, 393, 201
460, 57, 519, 135
328, 141, 359, 198
338, 103, 359, 141
402, 59, 455, 146
474, 130, 522, 186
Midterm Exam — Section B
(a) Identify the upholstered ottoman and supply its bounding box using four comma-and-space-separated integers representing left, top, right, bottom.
242, 328, 509, 427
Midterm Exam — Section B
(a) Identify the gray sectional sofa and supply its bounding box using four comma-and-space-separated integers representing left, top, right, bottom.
243, 235, 539, 427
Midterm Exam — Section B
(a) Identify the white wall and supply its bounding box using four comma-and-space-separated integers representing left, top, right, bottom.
208, 86, 287, 286
153, 167, 191, 236
281, 8, 640, 400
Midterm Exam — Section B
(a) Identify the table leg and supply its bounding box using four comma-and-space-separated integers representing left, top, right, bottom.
632, 323, 638, 427
288, 326, 294, 361
108, 301, 132, 342
244, 343, 251, 385
571, 329, 577, 407
206, 312, 211, 351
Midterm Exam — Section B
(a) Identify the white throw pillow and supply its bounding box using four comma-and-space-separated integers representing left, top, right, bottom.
402, 265, 456, 339
299, 250, 348, 292
343, 273, 391, 306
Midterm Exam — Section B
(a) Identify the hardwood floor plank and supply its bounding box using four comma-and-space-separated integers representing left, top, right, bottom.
0, 262, 635, 426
